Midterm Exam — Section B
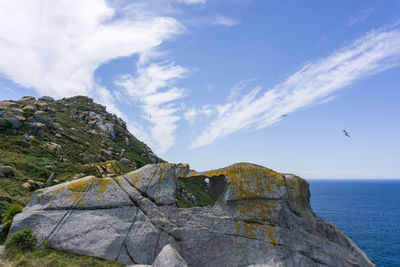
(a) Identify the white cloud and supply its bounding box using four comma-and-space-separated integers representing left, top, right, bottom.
184, 108, 198, 123
200, 105, 213, 117
0, 0, 183, 98
227, 79, 258, 100
115, 62, 189, 153
213, 14, 240, 26
183, 104, 213, 124
192, 27, 400, 148
175, 0, 206, 5
94, 86, 124, 119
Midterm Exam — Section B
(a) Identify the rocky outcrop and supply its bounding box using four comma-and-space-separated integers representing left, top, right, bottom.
0, 95, 162, 164
9, 163, 375, 266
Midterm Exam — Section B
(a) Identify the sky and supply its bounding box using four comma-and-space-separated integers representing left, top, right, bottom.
0, 0, 400, 178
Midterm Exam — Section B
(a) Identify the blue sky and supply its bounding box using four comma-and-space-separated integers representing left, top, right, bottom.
1, 0, 400, 178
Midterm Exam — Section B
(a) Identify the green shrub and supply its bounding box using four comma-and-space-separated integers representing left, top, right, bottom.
185, 181, 216, 207
1, 204, 23, 224
176, 181, 216, 208
5, 227, 37, 251
41, 238, 52, 250
0, 220, 12, 243
4, 120, 13, 129
0, 204, 23, 243
176, 195, 195, 208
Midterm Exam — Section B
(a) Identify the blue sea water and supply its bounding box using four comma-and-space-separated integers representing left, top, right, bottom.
309, 180, 400, 267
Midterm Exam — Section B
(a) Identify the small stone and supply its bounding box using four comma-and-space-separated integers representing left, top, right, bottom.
32, 110, 53, 123
47, 173, 56, 183
22, 182, 31, 190
0, 166, 16, 178
96, 165, 105, 174
119, 158, 131, 164
46, 108, 56, 115
27, 179, 44, 191
0, 101, 20, 110
19, 96, 36, 102
0, 112, 23, 129
45, 165, 56, 169
23, 133, 31, 141
106, 163, 116, 174
43, 142, 61, 153
71, 127, 78, 132
29, 122, 46, 137
38, 96, 55, 102
23, 105, 36, 112
9, 107, 24, 114
55, 133, 62, 138
53, 123, 63, 131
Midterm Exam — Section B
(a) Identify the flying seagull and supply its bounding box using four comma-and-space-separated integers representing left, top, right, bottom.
343, 129, 350, 137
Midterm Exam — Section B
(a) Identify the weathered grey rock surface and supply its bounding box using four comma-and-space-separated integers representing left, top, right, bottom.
127, 244, 187, 267
152, 244, 188, 267
0, 245, 4, 255
10, 163, 375, 266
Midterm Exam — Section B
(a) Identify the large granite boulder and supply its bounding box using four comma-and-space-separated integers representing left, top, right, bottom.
9, 163, 375, 266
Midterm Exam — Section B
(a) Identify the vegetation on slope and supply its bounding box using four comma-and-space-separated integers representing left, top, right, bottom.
0, 95, 162, 227
176, 180, 216, 208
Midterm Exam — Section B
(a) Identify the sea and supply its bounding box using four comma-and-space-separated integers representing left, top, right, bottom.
309, 180, 400, 267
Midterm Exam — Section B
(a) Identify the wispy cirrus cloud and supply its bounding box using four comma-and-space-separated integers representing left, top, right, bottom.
213, 15, 240, 26
115, 62, 189, 152
175, 0, 206, 5
192, 26, 400, 148
347, 8, 376, 26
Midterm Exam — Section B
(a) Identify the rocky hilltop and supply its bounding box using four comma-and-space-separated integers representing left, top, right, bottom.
10, 162, 375, 266
0, 95, 162, 217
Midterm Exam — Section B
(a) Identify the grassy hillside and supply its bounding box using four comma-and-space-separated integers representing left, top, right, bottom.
0, 95, 162, 221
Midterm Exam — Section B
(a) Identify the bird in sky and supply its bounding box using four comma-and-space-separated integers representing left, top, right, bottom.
343, 129, 350, 137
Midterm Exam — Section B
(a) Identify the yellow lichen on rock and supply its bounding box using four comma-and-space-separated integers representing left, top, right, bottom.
157, 164, 169, 202
235, 221, 279, 248
236, 199, 277, 221
282, 174, 310, 215
200, 163, 285, 199
95, 178, 113, 200
65, 178, 94, 205
45, 177, 95, 206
